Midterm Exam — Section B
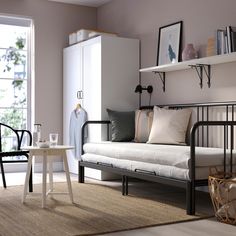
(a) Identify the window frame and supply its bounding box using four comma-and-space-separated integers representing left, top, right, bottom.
0, 14, 34, 171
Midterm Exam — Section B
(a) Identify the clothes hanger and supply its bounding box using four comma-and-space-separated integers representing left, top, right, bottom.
75, 103, 82, 112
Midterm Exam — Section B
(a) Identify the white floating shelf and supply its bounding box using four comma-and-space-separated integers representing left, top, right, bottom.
140, 52, 236, 73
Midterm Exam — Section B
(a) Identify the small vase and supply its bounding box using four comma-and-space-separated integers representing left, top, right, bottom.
182, 44, 197, 61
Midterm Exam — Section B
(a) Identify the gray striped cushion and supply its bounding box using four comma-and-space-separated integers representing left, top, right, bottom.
134, 109, 153, 143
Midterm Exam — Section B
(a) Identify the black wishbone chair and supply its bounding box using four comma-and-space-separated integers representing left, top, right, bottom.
0, 123, 33, 191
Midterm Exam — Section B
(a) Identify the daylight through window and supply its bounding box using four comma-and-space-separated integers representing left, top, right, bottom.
0, 15, 33, 159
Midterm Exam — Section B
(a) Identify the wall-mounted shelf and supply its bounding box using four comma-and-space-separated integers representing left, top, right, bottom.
140, 52, 236, 91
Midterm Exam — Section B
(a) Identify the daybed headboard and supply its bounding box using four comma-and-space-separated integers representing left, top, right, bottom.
141, 101, 236, 148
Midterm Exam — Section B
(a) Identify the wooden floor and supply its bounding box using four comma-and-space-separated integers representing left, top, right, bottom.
102, 218, 236, 236
1, 172, 235, 236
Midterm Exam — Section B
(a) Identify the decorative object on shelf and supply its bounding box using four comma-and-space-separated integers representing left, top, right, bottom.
182, 43, 197, 61
135, 84, 153, 107
206, 37, 216, 57
156, 21, 182, 66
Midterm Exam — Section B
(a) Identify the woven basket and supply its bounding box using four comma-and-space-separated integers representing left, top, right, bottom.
208, 168, 236, 225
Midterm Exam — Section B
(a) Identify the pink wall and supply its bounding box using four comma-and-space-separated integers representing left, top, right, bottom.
98, 0, 236, 106
1, 0, 236, 144
0, 0, 97, 144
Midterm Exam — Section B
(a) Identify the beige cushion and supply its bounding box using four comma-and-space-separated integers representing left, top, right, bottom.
134, 109, 153, 142
147, 106, 192, 144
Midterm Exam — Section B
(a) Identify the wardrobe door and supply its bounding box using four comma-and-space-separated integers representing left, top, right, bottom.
63, 43, 83, 173
82, 38, 102, 141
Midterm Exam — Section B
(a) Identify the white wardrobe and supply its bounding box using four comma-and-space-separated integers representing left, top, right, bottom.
63, 35, 139, 179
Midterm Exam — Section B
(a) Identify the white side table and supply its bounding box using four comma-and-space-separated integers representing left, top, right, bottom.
22, 145, 74, 208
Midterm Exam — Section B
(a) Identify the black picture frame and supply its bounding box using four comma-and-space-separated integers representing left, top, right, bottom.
156, 21, 183, 66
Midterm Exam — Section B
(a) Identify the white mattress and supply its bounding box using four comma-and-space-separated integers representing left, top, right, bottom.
83, 142, 236, 169
81, 153, 226, 180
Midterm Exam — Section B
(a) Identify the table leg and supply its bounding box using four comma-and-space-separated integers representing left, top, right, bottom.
48, 157, 53, 195
63, 151, 74, 203
22, 154, 33, 203
42, 153, 47, 208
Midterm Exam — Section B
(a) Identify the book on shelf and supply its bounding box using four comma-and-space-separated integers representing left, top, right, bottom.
231, 30, 236, 52
226, 26, 232, 53
216, 29, 227, 55
225, 25, 236, 53
215, 26, 236, 55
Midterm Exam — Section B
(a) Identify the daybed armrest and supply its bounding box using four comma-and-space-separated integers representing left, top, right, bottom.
81, 120, 111, 155
190, 120, 236, 181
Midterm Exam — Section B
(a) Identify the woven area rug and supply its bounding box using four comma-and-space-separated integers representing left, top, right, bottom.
0, 181, 212, 236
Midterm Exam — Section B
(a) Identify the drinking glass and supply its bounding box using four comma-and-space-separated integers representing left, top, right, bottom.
49, 133, 58, 147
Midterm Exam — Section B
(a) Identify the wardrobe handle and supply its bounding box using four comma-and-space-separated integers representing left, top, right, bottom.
77, 90, 83, 99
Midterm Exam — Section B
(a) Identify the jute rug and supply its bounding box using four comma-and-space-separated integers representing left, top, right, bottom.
0, 181, 212, 236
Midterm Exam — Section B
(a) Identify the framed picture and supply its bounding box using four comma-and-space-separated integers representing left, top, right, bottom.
156, 21, 182, 66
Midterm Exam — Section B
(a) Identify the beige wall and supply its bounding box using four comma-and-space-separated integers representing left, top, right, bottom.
2, 0, 236, 165
97, 0, 236, 106
0, 0, 96, 144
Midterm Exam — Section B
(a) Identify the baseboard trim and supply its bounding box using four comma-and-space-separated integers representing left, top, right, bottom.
1, 163, 28, 173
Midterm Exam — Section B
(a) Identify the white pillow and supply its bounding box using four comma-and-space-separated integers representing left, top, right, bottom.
147, 107, 192, 144
134, 109, 153, 143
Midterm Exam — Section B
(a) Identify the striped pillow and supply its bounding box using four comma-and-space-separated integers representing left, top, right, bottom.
134, 109, 153, 143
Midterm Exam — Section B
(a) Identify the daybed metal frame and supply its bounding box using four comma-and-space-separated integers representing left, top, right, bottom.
79, 101, 236, 215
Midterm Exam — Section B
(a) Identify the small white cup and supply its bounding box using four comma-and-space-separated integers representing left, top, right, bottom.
49, 133, 58, 147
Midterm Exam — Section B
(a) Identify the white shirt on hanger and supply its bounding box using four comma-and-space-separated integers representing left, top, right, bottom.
69, 107, 87, 160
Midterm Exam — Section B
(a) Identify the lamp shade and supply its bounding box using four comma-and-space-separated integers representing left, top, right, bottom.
135, 85, 143, 93
147, 85, 153, 94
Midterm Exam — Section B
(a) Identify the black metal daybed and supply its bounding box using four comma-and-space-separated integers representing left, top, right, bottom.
78, 101, 236, 215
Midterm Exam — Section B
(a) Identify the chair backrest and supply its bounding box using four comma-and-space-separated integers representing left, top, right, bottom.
0, 123, 32, 152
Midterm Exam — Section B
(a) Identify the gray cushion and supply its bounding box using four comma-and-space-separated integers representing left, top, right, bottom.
107, 109, 135, 142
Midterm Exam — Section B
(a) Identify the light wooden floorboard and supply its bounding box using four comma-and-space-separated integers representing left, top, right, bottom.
101, 218, 236, 236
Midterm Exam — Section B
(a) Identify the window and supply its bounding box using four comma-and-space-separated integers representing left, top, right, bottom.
0, 15, 33, 161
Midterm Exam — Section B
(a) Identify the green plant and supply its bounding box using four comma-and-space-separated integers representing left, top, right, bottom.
1, 37, 26, 72
15, 37, 25, 49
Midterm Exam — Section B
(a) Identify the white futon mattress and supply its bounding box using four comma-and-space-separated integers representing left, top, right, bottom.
82, 142, 236, 180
